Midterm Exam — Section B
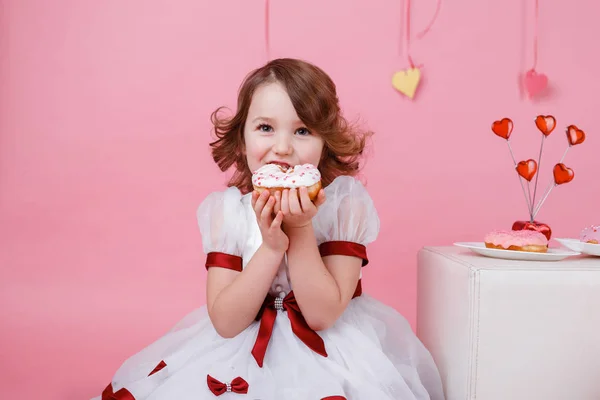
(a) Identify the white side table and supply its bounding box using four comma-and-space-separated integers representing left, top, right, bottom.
416, 246, 600, 400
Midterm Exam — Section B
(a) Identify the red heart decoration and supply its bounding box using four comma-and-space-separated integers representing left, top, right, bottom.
535, 115, 556, 136
553, 163, 574, 185
515, 158, 537, 182
491, 118, 513, 140
512, 220, 552, 240
566, 125, 585, 146
516, 159, 538, 182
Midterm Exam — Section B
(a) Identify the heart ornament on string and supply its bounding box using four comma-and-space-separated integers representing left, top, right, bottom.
392, 67, 421, 99
524, 69, 548, 99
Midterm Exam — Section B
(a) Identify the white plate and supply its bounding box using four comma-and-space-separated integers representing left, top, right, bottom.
453, 242, 581, 261
554, 238, 600, 257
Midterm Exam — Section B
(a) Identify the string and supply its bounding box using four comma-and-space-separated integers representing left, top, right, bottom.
416, 0, 442, 40
405, 0, 415, 68
404, 0, 443, 68
265, 0, 271, 60
532, 0, 539, 70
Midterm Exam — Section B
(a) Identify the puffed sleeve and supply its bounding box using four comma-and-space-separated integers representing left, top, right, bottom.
312, 175, 380, 266
196, 187, 248, 272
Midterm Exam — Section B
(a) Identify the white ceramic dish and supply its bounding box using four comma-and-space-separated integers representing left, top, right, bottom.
554, 238, 600, 257
453, 242, 581, 261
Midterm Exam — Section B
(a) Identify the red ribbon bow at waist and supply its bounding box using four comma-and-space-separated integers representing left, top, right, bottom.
207, 375, 249, 396
251, 291, 327, 367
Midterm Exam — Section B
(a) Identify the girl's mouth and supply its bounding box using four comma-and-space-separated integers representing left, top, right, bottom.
268, 161, 291, 170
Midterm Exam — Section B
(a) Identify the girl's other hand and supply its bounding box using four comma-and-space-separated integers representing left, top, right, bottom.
251, 190, 289, 253
278, 187, 326, 229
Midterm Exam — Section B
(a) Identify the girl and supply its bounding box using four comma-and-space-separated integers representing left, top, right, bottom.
94, 58, 444, 400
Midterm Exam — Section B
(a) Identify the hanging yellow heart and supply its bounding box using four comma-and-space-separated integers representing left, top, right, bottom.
392, 67, 421, 99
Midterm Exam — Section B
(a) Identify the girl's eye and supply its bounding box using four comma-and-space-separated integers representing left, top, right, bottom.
257, 124, 273, 132
295, 127, 311, 136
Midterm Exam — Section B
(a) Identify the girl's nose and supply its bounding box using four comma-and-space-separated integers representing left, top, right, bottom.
273, 133, 292, 155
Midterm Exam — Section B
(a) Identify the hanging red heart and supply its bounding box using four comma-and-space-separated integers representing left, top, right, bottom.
516, 159, 538, 181
566, 125, 585, 146
553, 163, 574, 185
491, 118, 513, 140
534, 115, 556, 136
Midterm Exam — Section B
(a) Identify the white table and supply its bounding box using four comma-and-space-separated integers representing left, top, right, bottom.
416, 246, 600, 400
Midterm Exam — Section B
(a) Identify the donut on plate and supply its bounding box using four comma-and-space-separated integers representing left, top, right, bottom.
484, 229, 549, 253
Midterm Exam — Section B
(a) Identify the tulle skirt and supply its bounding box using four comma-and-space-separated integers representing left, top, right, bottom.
92, 294, 444, 400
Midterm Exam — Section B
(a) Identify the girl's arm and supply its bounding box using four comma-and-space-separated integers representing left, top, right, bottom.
204, 189, 289, 338
284, 223, 362, 331
206, 244, 284, 338
278, 178, 378, 331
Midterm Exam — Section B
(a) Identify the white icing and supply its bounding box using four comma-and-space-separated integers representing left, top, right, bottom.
252, 163, 321, 188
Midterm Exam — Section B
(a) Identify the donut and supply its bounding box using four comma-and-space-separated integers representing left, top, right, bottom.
484, 229, 549, 253
252, 163, 322, 201
580, 225, 600, 244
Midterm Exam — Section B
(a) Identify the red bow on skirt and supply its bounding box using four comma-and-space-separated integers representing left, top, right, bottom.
207, 374, 249, 396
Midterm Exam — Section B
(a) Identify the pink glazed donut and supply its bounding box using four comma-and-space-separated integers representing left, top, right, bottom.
484, 229, 549, 253
580, 225, 600, 244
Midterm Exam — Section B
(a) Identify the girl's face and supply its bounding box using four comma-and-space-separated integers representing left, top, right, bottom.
243, 81, 324, 173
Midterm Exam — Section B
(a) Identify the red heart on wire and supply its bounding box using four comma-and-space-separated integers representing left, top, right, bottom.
553, 163, 574, 185
535, 115, 556, 136
566, 125, 585, 146
491, 118, 513, 140
516, 159, 538, 182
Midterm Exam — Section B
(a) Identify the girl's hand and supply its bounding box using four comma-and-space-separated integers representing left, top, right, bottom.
276, 187, 326, 229
251, 190, 289, 253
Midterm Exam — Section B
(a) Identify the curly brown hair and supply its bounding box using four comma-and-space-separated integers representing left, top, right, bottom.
209, 58, 373, 194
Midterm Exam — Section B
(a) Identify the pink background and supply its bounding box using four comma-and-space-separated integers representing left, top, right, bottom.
1, 0, 598, 398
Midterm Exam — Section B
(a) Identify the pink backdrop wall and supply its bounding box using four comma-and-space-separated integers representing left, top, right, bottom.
1, 0, 598, 398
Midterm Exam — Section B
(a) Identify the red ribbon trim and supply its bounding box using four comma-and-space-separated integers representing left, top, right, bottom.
322, 397, 347, 400
101, 359, 166, 399
319, 241, 369, 266
101, 383, 136, 400
148, 360, 166, 376
205, 252, 243, 272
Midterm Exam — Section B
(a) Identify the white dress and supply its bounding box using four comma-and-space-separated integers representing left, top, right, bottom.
93, 176, 444, 400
